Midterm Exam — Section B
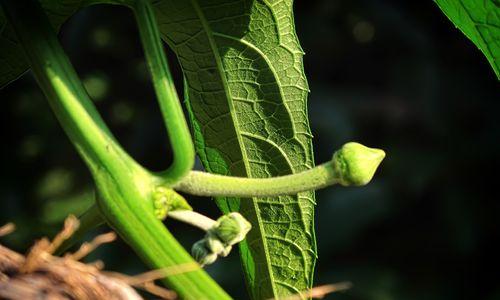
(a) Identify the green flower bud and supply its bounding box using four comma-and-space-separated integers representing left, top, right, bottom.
218, 245, 232, 257
153, 187, 192, 220
191, 239, 217, 266
206, 234, 232, 257
153, 203, 168, 220
169, 191, 192, 211
332, 142, 385, 186
206, 234, 225, 253
211, 212, 252, 245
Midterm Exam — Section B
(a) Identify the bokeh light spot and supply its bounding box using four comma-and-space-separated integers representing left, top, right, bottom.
83, 73, 109, 101
353, 21, 375, 43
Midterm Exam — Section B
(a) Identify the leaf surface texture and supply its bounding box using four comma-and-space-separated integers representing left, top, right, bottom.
153, 0, 316, 298
0, 0, 317, 297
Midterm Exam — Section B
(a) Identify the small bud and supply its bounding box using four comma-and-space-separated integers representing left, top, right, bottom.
206, 234, 232, 257
153, 187, 192, 220
169, 191, 192, 211
206, 234, 226, 253
154, 203, 168, 220
332, 142, 385, 186
218, 245, 232, 257
191, 239, 217, 266
211, 212, 252, 245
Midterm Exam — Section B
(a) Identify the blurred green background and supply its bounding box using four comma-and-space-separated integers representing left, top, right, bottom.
1, 1, 499, 299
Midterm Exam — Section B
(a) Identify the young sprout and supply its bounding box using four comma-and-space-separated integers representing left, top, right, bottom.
168, 211, 252, 266
152, 187, 192, 220
191, 240, 218, 266
209, 212, 252, 246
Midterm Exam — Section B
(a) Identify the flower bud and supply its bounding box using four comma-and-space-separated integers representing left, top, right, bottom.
153, 187, 192, 220
153, 195, 168, 220
206, 234, 232, 257
332, 142, 385, 186
191, 239, 217, 266
169, 191, 192, 211
218, 245, 232, 257
211, 212, 252, 245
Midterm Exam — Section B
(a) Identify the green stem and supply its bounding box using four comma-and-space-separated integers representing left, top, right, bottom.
173, 162, 337, 197
169, 210, 216, 231
132, 0, 195, 185
2, 1, 230, 298
173, 142, 385, 197
1, 2, 132, 175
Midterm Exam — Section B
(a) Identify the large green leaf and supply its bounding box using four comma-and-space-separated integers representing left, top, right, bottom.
1, 0, 317, 297
435, 0, 500, 79
153, 1, 316, 298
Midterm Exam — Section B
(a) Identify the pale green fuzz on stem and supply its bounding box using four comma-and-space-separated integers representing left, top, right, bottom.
173, 142, 385, 197
332, 142, 386, 186
190, 212, 252, 266
153, 187, 192, 220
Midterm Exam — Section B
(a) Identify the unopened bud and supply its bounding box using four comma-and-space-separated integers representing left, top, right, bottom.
332, 142, 385, 186
206, 234, 232, 257
191, 239, 217, 266
211, 212, 252, 245
153, 187, 192, 220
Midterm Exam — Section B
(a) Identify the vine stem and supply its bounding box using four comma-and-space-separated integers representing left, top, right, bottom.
1, 0, 230, 298
174, 162, 337, 197
173, 142, 386, 197
132, 0, 195, 185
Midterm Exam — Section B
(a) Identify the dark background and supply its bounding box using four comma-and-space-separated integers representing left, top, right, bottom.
1, 0, 499, 299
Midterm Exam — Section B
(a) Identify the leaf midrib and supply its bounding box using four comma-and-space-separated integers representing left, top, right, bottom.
189, 0, 278, 296
215, 8, 315, 288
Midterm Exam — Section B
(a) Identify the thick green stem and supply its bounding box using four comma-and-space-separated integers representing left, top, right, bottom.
2, 1, 230, 298
132, 0, 195, 184
1, 3, 132, 175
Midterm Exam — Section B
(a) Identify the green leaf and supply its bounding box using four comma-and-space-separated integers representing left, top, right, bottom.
435, 0, 500, 79
154, 1, 316, 298
1, 0, 317, 297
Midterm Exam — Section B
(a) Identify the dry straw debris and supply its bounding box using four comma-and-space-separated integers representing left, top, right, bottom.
0, 216, 196, 300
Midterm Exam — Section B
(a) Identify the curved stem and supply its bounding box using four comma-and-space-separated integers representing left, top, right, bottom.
2, 1, 230, 298
173, 142, 386, 197
173, 161, 338, 197
132, 0, 195, 184
1, 1, 134, 176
